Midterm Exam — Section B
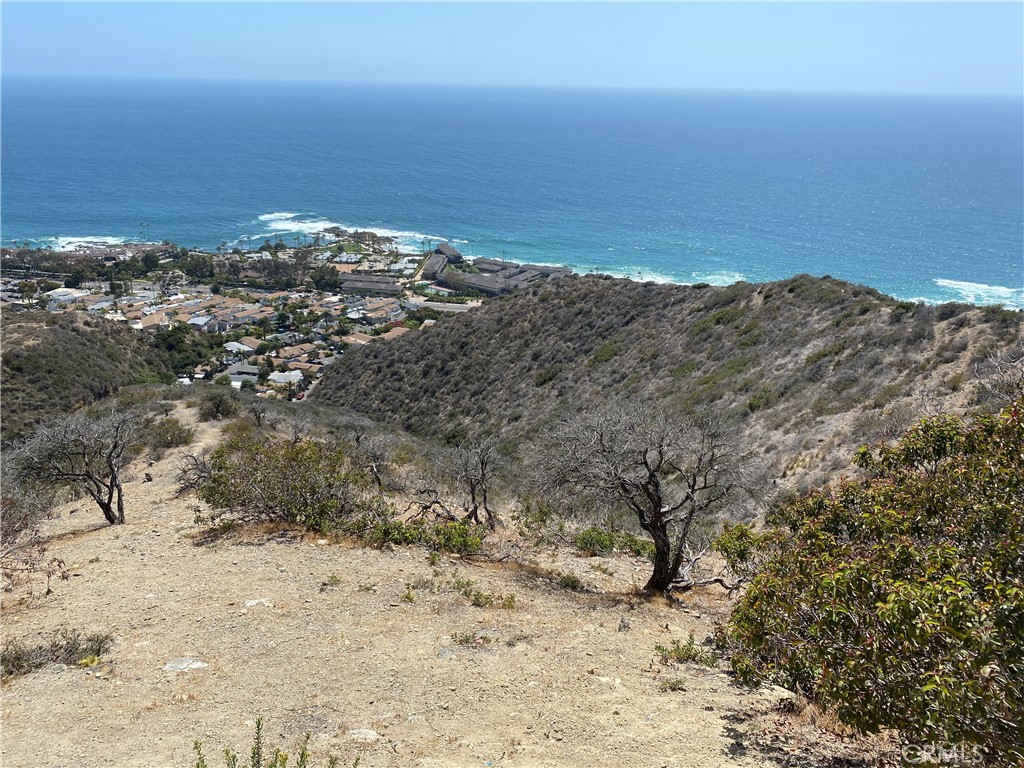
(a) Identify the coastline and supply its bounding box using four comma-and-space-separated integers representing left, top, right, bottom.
7, 221, 1024, 311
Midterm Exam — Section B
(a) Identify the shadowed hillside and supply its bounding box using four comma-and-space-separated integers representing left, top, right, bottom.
312, 274, 1021, 487
1, 311, 175, 443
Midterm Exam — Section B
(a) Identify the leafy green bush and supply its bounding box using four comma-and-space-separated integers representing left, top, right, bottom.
194, 434, 379, 532
361, 519, 482, 554
533, 365, 561, 387
573, 527, 655, 560
197, 386, 241, 421
573, 527, 617, 554
726, 401, 1024, 764
555, 571, 587, 591
590, 342, 618, 364
147, 416, 195, 458
746, 386, 778, 413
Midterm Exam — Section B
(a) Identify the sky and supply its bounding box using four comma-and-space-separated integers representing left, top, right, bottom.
2, 2, 1022, 96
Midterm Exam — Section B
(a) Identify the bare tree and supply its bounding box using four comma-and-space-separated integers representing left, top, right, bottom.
538, 400, 754, 593
10, 409, 143, 525
176, 449, 212, 496
352, 432, 400, 491
442, 439, 501, 530
1, 463, 66, 592
244, 397, 270, 431
976, 340, 1024, 409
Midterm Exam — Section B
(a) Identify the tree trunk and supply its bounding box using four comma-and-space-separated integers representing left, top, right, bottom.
98, 500, 119, 526
114, 479, 126, 524
643, 523, 675, 592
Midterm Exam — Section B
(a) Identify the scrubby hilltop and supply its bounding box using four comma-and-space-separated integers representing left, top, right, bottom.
313, 274, 1021, 487
0, 311, 175, 443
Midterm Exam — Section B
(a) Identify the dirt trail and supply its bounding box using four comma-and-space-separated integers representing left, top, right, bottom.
2, 414, 794, 768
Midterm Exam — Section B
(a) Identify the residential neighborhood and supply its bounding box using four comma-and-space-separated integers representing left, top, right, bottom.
0, 231, 572, 400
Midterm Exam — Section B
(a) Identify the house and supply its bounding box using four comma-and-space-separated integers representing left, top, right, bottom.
225, 363, 260, 385
237, 336, 263, 352
354, 257, 391, 273
389, 256, 420, 276
286, 361, 320, 374
380, 326, 411, 340
435, 242, 463, 262
133, 312, 171, 332
277, 342, 317, 360
421, 252, 449, 280
339, 276, 402, 296
268, 370, 303, 385
266, 331, 302, 345
44, 288, 90, 307
223, 341, 254, 355
342, 332, 375, 346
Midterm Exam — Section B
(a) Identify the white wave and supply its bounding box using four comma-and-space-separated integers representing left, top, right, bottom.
256, 213, 342, 236
689, 270, 747, 286
251, 212, 460, 253
360, 226, 459, 245
599, 266, 678, 284
933, 278, 1024, 309
257, 212, 304, 222
49, 236, 129, 252
526, 258, 680, 285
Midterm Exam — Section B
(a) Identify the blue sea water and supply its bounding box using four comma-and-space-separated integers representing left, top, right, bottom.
2, 77, 1022, 307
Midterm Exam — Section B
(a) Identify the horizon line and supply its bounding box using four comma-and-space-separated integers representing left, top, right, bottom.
2, 73, 1021, 100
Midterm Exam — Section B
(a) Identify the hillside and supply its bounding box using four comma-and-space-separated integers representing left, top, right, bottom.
313, 274, 1021, 488
1, 408, 894, 767
0, 310, 175, 443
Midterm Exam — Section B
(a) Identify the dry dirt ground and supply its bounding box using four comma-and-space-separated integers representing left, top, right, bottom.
2, 413, 889, 768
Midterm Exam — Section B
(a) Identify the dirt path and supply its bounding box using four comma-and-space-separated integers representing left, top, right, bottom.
2, 415, 792, 768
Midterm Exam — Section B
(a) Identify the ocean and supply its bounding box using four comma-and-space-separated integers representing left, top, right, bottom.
2, 77, 1022, 308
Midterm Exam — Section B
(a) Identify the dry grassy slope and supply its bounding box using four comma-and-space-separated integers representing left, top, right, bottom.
1, 409, 836, 768
0, 310, 174, 443
313, 274, 1021, 489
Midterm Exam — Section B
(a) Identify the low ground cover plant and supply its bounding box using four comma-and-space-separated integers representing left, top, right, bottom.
1, 628, 113, 680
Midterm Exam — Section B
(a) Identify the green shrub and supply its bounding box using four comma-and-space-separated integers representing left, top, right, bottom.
804, 340, 846, 366
533, 365, 561, 387
555, 571, 587, 591
194, 434, 378, 532
655, 633, 717, 667
590, 342, 618, 364
746, 386, 778, 413
573, 527, 655, 560
197, 386, 240, 421
429, 521, 484, 554
573, 527, 617, 555
658, 677, 688, 692
147, 416, 195, 457
360, 519, 483, 555
690, 305, 744, 336
726, 401, 1024, 765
